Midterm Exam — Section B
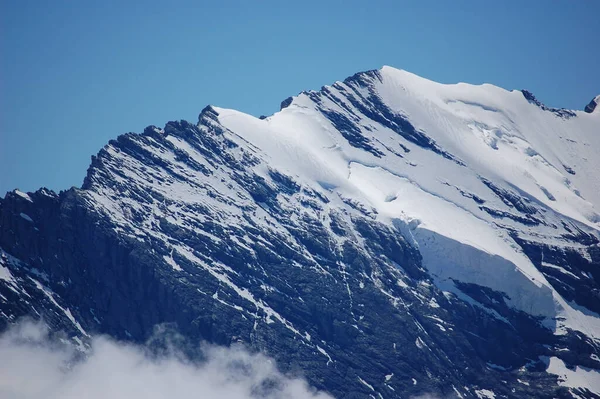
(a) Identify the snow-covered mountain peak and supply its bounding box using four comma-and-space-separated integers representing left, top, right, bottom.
2, 66, 600, 398
212, 67, 600, 337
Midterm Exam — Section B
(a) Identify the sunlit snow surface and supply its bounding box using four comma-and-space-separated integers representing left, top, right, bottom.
544, 356, 600, 397
215, 67, 600, 341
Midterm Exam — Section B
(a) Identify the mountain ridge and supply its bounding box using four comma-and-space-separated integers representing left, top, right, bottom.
1, 66, 600, 398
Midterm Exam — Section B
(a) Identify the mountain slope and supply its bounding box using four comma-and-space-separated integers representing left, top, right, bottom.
1, 66, 600, 398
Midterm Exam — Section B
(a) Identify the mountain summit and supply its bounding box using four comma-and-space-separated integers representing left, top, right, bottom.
2, 66, 599, 398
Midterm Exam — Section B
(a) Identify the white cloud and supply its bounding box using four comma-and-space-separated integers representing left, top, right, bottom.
0, 320, 332, 399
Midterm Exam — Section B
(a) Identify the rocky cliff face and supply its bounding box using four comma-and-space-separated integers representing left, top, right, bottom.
2, 67, 600, 398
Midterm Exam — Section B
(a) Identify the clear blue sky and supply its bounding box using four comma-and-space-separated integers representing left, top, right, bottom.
1, 0, 599, 195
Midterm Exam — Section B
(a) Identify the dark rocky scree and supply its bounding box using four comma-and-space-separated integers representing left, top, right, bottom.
1, 72, 600, 399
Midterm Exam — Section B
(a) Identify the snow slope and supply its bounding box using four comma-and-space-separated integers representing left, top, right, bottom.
215, 66, 600, 341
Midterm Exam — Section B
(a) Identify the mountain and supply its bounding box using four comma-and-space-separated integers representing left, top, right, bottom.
1, 66, 599, 398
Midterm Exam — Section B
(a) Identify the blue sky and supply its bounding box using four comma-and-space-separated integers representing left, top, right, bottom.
1, 0, 599, 195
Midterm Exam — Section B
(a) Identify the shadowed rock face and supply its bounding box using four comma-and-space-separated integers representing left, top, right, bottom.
2, 68, 600, 399
521, 90, 577, 118
584, 95, 599, 114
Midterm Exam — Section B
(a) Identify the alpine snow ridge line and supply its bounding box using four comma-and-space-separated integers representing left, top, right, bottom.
1, 66, 600, 398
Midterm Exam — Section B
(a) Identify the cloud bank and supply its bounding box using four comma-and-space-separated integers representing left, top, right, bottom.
0, 321, 332, 399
